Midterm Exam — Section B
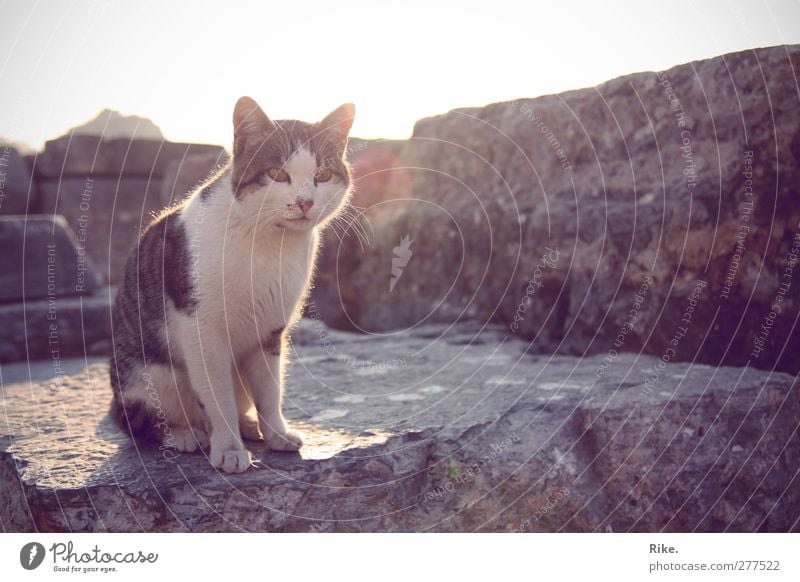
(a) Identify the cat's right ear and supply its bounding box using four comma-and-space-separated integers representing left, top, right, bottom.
233, 96, 274, 154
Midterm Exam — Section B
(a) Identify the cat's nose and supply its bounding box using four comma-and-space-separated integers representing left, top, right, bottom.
297, 198, 314, 215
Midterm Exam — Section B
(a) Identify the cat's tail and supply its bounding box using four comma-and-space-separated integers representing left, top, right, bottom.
110, 395, 161, 445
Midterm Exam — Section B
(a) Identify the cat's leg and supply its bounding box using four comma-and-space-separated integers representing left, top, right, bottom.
234, 372, 262, 441
180, 324, 252, 473
241, 347, 303, 452
113, 364, 208, 452
162, 365, 210, 453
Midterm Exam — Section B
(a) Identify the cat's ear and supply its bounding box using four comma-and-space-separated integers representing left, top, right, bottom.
233, 96, 274, 152
319, 103, 355, 145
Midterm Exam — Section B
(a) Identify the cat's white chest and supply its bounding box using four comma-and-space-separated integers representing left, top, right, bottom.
216, 232, 314, 349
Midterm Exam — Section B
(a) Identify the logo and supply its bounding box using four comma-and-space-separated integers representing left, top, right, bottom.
20, 542, 46, 570
389, 234, 414, 292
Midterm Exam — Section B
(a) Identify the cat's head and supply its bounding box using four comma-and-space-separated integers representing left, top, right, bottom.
230, 96, 355, 231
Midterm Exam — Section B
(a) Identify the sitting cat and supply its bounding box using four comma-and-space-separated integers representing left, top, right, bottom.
109, 96, 354, 473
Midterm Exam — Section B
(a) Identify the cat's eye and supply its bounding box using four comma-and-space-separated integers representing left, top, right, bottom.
314, 168, 333, 183
267, 167, 291, 183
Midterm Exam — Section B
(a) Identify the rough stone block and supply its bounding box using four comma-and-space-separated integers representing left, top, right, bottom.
1, 321, 797, 532
160, 150, 228, 207
0, 144, 38, 215
312, 45, 800, 375
0, 215, 101, 304
0, 288, 112, 363
32, 135, 224, 180
38, 177, 163, 284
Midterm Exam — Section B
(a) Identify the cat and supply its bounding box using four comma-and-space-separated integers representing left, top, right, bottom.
109, 96, 354, 473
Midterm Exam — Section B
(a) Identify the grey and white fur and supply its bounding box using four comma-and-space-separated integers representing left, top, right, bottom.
110, 97, 355, 473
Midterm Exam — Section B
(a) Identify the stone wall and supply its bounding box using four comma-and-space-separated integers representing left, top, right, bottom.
311, 45, 800, 375
0, 136, 225, 364
0, 216, 109, 362
0, 142, 38, 215
29, 135, 226, 283
1, 45, 797, 374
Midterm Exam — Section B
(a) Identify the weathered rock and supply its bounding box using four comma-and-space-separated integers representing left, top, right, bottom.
312, 45, 800, 375
28, 136, 226, 283
31, 135, 224, 180
38, 177, 166, 284
1, 321, 797, 532
69, 109, 164, 141
160, 150, 229, 208
0, 288, 113, 363
0, 215, 101, 304
309, 137, 414, 325
0, 144, 38, 215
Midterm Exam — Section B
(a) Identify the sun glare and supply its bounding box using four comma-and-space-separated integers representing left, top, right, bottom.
0, 0, 798, 149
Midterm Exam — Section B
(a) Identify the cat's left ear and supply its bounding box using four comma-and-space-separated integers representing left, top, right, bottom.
319, 103, 355, 146
233, 96, 274, 155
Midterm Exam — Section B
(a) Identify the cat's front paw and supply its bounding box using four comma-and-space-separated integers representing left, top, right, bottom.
265, 430, 303, 452
239, 417, 263, 441
209, 444, 252, 473
172, 427, 209, 453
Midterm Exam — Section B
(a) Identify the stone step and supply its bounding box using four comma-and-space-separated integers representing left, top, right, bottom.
1, 321, 797, 532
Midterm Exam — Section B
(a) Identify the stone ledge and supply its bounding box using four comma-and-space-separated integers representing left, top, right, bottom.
1, 322, 798, 532
31, 136, 224, 180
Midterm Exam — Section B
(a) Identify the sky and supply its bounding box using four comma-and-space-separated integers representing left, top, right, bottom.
1, 0, 798, 150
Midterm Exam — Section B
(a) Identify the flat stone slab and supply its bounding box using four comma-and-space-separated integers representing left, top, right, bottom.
1, 322, 798, 532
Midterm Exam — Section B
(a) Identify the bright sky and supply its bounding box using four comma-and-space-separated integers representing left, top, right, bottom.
1, 0, 798, 149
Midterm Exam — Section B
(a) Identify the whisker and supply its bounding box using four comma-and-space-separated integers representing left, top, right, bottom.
329, 207, 372, 252
343, 205, 374, 245
246, 208, 285, 228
